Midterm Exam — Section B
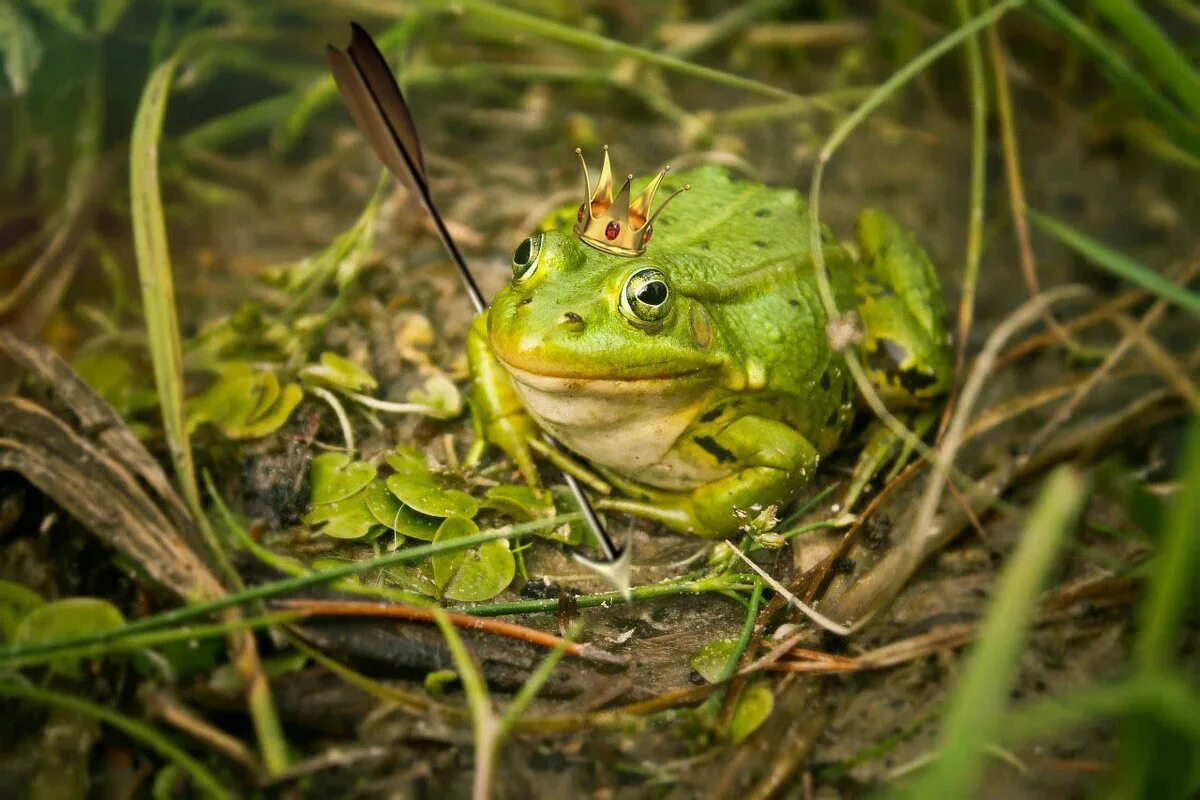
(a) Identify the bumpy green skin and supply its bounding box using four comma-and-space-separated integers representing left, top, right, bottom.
468, 165, 952, 538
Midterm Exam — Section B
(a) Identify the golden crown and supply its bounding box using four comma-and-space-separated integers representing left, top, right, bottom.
573, 146, 690, 257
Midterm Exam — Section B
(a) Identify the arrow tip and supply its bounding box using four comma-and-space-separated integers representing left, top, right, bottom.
573, 544, 633, 601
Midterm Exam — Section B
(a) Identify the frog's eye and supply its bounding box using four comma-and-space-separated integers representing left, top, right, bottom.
511, 233, 544, 281
621, 268, 672, 325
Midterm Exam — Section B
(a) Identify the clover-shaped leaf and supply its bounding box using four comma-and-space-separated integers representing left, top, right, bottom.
14, 598, 125, 676
729, 684, 774, 744
303, 492, 379, 539
300, 351, 378, 393
689, 638, 738, 684
431, 517, 515, 602
386, 473, 478, 519
362, 480, 439, 540
310, 453, 376, 505
482, 485, 554, 523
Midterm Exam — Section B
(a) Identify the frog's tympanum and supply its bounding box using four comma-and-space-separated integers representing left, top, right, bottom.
468, 148, 953, 538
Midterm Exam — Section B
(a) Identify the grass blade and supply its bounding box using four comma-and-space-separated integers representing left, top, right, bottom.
1094, 0, 1200, 119
130, 56, 199, 517
1027, 209, 1200, 316
1026, 0, 1200, 155
901, 466, 1088, 797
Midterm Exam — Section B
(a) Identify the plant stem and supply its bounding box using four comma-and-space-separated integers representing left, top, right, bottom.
0, 517, 577, 667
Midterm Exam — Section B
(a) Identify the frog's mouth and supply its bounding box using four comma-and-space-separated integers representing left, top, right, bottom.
495, 356, 707, 392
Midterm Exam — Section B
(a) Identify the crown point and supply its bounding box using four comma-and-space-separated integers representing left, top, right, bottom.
574, 147, 582, 155
602, 144, 609, 151
664, 165, 672, 172
684, 184, 692, 190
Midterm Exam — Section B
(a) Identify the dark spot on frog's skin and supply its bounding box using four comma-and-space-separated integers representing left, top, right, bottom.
755, 208, 771, 218
699, 242, 710, 251
698, 407, 723, 423
754, 240, 768, 249
899, 366, 938, 394
694, 435, 736, 464
819, 372, 831, 390
788, 299, 800, 308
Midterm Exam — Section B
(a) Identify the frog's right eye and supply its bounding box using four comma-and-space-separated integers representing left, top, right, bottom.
511, 233, 544, 281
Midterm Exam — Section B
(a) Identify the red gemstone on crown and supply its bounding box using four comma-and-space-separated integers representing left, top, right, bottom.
605, 221, 620, 240
577, 204, 586, 222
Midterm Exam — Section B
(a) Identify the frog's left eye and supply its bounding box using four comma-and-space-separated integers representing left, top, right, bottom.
511, 233, 544, 281
621, 268, 672, 325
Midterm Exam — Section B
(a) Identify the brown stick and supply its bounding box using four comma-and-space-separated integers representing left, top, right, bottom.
273, 598, 627, 666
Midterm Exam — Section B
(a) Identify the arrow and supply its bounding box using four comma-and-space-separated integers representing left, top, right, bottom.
327, 22, 630, 594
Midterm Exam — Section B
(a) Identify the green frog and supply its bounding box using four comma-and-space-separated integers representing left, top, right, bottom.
467, 148, 953, 539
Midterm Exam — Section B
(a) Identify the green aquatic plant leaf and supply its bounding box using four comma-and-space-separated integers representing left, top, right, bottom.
186, 365, 302, 440
386, 473, 479, 519
303, 492, 380, 540
689, 639, 739, 684
405, 372, 463, 418
482, 485, 554, 523
310, 452, 376, 505
729, 684, 774, 744
300, 351, 378, 393
0, 580, 44, 641
384, 445, 429, 477
14, 598, 125, 676
362, 480, 439, 540
431, 517, 516, 602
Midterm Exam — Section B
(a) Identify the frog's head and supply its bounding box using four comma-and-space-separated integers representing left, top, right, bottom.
489, 149, 723, 384
488, 228, 721, 382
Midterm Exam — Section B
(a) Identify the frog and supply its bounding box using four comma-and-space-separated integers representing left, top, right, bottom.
466, 149, 953, 540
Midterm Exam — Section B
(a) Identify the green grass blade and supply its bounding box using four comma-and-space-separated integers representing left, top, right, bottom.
1026, 209, 1200, 316
1026, 0, 1200, 154
1094, 0, 1200, 119
901, 467, 1088, 797
1134, 417, 1200, 672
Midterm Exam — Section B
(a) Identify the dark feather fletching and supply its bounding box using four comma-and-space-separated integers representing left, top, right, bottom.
326, 22, 484, 312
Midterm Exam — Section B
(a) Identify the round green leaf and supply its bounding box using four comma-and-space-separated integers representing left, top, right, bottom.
482, 484, 553, 523
384, 445, 429, 477
363, 480, 440, 540
689, 639, 739, 684
0, 580, 45, 641
729, 684, 774, 744
14, 597, 125, 675
310, 452, 376, 505
386, 473, 478, 519
303, 492, 378, 539
432, 517, 515, 602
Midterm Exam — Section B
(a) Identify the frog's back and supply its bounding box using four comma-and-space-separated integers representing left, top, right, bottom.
642, 166, 857, 435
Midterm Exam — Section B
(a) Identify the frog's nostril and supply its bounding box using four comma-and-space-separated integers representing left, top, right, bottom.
559, 311, 585, 332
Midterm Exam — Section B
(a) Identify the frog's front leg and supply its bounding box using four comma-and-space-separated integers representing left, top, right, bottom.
598, 416, 820, 539
466, 311, 540, 486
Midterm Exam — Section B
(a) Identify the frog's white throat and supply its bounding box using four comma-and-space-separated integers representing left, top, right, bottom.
499, 363, 727, 491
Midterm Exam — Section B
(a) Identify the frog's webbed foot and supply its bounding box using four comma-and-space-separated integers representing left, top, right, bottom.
839, 409, 938, 512
598, 416, 820, 539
